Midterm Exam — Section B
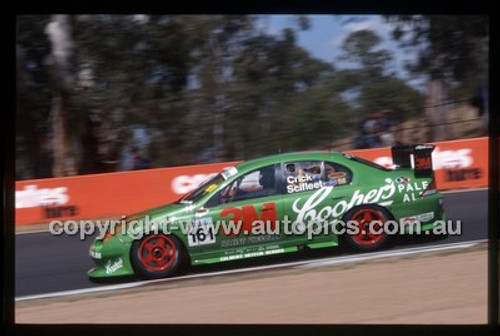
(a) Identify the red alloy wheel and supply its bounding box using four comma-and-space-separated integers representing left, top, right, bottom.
138, 235, 178, 272
349, 208, 386, 246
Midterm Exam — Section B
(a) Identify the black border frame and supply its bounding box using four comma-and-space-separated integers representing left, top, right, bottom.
5, 2, 499, 335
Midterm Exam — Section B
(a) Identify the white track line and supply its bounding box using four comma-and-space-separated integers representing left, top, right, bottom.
15, 239, 486, 302
296, 239, 486, 269
15, 228, 55, 235
14, 187, 488, 235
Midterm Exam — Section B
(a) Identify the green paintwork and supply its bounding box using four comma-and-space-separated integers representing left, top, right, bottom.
88, 150, 445, 278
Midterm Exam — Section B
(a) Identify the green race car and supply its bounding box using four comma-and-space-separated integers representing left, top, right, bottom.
88, 144, 445, 280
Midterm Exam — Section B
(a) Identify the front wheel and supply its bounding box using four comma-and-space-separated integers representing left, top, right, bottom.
342, 206, 391, 252
130, 234, 185, 279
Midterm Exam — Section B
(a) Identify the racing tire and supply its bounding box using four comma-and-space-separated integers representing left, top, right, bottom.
131, 234, 186, 279
342, 205, 392, 252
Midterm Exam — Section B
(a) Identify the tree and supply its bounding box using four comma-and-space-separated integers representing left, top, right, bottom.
358, 77, 423, 120
386, 15, 488, 86
336, 29, 423, 129
228, 27, 337, 156
44, 15, 76, 176
385, 15, 489, 140
340, 29, 393, 79
20, 15, 409, 178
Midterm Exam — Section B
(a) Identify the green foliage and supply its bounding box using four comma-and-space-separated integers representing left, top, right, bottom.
17, 15, 450, 179
385, 15, 488, 94
337, 29, 424, 123
358, 77, 424, 120
340, 29, 392, 77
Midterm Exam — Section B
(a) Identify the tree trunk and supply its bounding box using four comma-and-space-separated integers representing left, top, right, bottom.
425, 79, 448, 141
50, 94, 67, 176
45, 15, 75, 177
208, 35, 226, 161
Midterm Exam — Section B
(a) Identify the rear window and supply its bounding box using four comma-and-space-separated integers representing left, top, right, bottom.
342, 153, 390, 171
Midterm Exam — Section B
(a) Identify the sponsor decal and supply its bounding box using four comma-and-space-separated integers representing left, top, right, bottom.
401, 212, 435, 225
220, 234, 280, 248
43, 205, 79, 218
219, 248, 285, 262
89, 250, 102, 259
285, 161, 326, 194
221, 166, 238, 180
220, 203, 278, 235
248, 234, 280, 244
445, 168, 482, 182
221, 237, 248, 248
292, 179, 396, 224
204, 183, 218, 194
415, 145, 434, 150
415, 156, 432, 170
419, 212, 435, 222
220, 254, 243, 262
105, 257, 123, 274
395, 177, 411, 184
286, 173, 324, 193
16, 185, 69, 209
187, 217, 216, 247
398, 181, 429, 203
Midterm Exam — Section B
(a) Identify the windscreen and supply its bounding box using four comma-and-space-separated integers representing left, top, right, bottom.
176, 173, 225, 204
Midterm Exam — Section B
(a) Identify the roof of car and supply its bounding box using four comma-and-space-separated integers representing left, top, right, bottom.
234, 150, 344, 172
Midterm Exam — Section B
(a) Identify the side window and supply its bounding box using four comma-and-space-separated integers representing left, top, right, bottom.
206, 165, 277, 207
324, 161, 352, 187
283, 160, 352, 194
284, 161, 324, 194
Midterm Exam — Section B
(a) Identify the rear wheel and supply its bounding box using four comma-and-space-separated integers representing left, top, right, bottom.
131, 234, 185, 279
343, 206, 391, 252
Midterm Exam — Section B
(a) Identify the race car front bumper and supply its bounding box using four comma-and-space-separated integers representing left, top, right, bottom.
87, 237, 135, 278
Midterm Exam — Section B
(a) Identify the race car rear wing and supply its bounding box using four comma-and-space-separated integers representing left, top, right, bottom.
391, 144, 435, 177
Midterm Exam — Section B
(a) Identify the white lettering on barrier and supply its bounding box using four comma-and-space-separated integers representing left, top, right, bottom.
171, 173, 217, 194
15, 185, 69, 209
171, 165, 239, 194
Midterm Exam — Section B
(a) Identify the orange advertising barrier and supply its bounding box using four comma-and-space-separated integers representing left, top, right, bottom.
15, 161, 239, 226
15, 137, 488, 226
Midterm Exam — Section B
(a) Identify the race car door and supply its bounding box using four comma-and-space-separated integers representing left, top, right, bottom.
280, 160, 353, 245
194, 164, 286, 257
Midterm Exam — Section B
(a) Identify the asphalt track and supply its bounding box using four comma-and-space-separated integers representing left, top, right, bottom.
15, 189, 488, 297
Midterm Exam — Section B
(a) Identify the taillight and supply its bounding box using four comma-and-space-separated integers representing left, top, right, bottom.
420, 179, 437, 197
